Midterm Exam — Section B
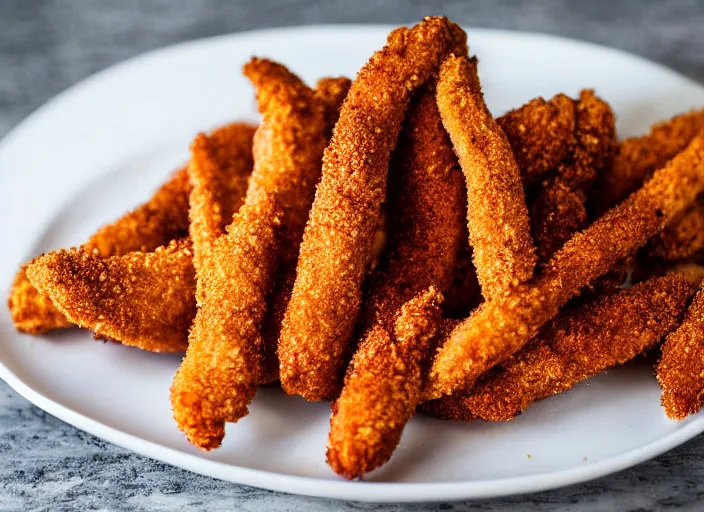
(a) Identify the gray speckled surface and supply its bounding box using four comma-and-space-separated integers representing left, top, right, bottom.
2, 1, 704, 510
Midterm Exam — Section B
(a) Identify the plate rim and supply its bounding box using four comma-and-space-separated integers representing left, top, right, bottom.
2, 24, 704, 503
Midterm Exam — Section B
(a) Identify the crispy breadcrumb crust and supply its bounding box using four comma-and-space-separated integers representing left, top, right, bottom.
171, 58, 329, 449
592, 108, 704, 215
658, 283, 704, 419
259, 76, 351, 384
9, 166, 194, 334
26, 239, 195, 353
647, 197, 704, 262
531, 90, 616, 262
328, 288, 443, 479
186, 124, 256, 280
436, 54, 536, 300
326, 84, 465, 478
425, 274, 695, 421
424, 131, 704, 399
278, 16, 463, 401
498, 93, 577, 188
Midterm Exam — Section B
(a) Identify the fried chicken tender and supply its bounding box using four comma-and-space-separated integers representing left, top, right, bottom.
425, 274, 695, 421
498, 93, 577, 188
8, 166, 194, 334
25, 239, 195, 353
13, 124, 255, 351
171, 58, 330, 449
646, 197, 704, 262
186, 124, 256, 278
424, 130, 704, 399
278, 16, 464, 401
657, 283, 704, 419
259, 76, 351, 384
592, 108, 704, 215
443, 94, 583, 316
436, 54, 536, 300
326, 85, 465, 478
530, 90, 616, 262
328, 288, 443, 479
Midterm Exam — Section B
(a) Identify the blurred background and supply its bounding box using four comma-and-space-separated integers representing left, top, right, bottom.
1, 1, 704, 510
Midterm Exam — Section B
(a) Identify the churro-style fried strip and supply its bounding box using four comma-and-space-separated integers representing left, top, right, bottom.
592, 108, 704, 215
425, 274, 695, 421
8, 166, 194, 334
171, 58, 329, 449
278, 17, 463, 401
498, 94, 577, 188
531, 90, 615, 262
260, 76, 351, 384
436, 54, 536, 299
658, 283, 704, 419
328, 288, 443, 479
424, 131, 704, 399
25, 239, 195, 353
326, 85, 465, 478
647, 198, 704, 262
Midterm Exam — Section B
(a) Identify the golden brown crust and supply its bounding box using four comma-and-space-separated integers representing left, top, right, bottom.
592, 108, 704, 215
25, 239, 195, 353
328, 288, 442, 479
85, 166, 192, 257
358, 85, 465, 332
259, 76, 351, 385
186, 124, 256, 279
436, 54, 536, 299
171, 58, 329, 449
424, 131, 704, 399
9, 165, 195, 334
658, 284, 704, 419
425, 274, 695, 421
531, 90, 616, 262
278, 17, 463, 401
647, 197, 704, 262
8, 267, 73, 333
498, 93, 577, 187
326, 85, 465, 478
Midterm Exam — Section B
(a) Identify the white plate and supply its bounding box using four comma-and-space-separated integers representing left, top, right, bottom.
1, 25, 704, 503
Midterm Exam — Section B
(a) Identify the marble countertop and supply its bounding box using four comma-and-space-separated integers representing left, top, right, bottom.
2, 1, 704, 510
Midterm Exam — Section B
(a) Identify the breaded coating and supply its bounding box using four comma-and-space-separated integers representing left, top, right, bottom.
425, 274, 695, 421
498, 94, 577, 188
357, 85, 465, 332
424, 131, 704, 399
186, 123, 256, 278
667, 262, 704, 287
436, 54, 536, 299
171, 202, 280, 449
531, 90, 616, 262
658, 283, 704, 419
326, 86, 465, 478
647, 197, 704, 262
328, 288, 443, 479
443, 93, 587, 317
86, 166, 192, 257
25, 239, 195, 353
278, 17, 464, 401
8, 166, 194, 334
171, 58, 329, 449
592, 108, 704, 215
260, 76, 351, 384
8, 266, 73, 333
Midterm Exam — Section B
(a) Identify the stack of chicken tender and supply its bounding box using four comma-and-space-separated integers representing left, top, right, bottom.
10, 17, 704, 479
